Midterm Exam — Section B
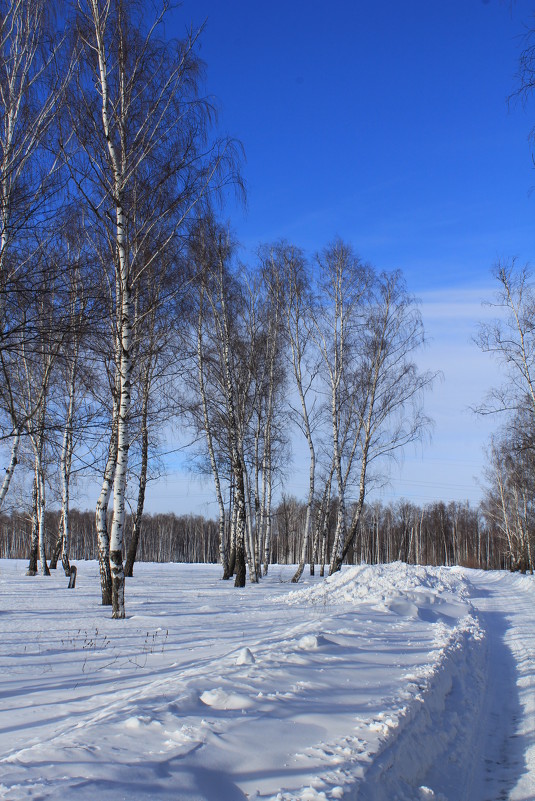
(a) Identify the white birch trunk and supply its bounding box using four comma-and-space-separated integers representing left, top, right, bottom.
332, 346, 381, 573
218, 258, 247, 587
0, 428, 20, 510
37, 461, 48, 576
258, 438, 268, 577
253, 422, 261, 578
61, 482, 71, 573
26, 476, 38, 575
109, 259, 131, 619
60, 350, 78, 575
90, 0, 132, 617
242, 458, 258, 582
292, 442, 315, 583
96, 414, 116, 605
262, 459, 273, 575
228, 485, 237, 576
329, 400, 347, 574
196, 292, 228, 576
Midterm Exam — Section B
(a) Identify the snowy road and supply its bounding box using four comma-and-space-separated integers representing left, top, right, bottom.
0, 561, 534, 800
461, 572, 535, 801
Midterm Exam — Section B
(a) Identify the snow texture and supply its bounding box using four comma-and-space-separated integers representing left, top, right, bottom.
0, 560, 534, 800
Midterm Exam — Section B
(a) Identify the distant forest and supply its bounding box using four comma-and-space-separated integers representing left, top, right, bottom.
0, 497, 513, 573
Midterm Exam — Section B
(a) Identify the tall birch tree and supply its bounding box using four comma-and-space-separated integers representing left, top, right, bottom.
0, 0, 70, 507
329, 267, 433, 574
309, 242, 433, 574
70, 0, 238, 616
261, 243, 321, 582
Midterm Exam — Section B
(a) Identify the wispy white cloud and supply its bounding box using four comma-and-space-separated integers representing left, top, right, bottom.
371, 284, 506, 506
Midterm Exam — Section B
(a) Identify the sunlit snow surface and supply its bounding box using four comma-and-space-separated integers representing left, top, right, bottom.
1, 561, 534, 800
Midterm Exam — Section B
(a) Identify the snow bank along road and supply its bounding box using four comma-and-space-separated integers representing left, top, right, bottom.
0, 561, 534, 801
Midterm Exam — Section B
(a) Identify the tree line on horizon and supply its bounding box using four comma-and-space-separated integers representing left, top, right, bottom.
0, 495, 516, 573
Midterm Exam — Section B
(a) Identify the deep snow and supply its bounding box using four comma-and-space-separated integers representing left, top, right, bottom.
0, 560, 534, 800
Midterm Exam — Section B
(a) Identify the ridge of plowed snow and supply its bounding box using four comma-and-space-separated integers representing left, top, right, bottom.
284, 561, 469, 600
283, 562, 472, 622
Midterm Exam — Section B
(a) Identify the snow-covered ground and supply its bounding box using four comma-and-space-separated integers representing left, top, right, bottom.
0, 560, 534, 801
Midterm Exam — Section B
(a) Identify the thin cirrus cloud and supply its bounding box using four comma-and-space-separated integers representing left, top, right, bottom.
371, 286, 505, 507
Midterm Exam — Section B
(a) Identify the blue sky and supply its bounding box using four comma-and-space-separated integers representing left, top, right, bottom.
173, 0, 535, 282
148, 1, 535, 513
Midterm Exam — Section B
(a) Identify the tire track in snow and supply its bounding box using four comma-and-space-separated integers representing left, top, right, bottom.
342, 618, 486, 801
462, 571, 535, 801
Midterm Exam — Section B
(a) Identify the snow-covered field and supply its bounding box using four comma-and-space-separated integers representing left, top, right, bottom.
1, 560, 534, 801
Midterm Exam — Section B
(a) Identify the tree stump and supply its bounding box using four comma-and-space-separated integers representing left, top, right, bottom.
67, 565, 77, 589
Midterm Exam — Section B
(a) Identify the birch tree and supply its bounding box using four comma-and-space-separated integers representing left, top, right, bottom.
188, 225, 293, 585
16, 248, 68, 575
260, 243, 322, 582
481, 427, 535, 573
186, 221, 232, 578
312, 241, 373, 574
236, 266, 284, 583
48, 235, 99, 575
196, 229, 248, 586
476, 264, 535, 571
0, 0, 71, 507
186, 221, 282, 587
70, 0, 238, 615
124, 247, 180, 578
476, 263, 535, 422
328, 268, 434, 573
310, 242, 433, 574
250, 257, 289, 579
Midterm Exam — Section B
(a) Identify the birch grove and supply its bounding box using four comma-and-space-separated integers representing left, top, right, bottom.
182, 232, 433, 585
0, 1, 450, 604
2, 498, 497, 569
